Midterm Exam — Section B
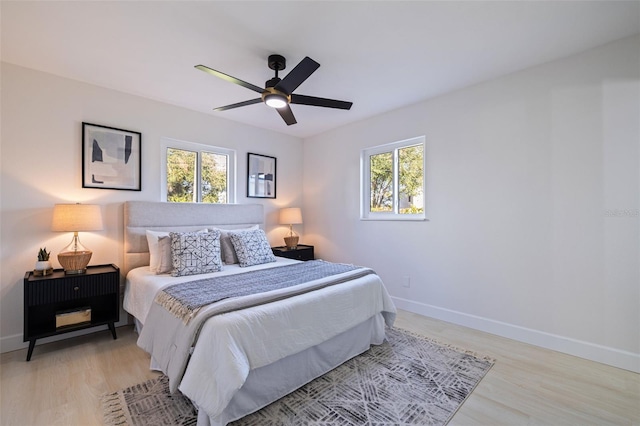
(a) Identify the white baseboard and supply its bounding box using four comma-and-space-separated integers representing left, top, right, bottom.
0, 317, 129, 355
392, 296, 640, 374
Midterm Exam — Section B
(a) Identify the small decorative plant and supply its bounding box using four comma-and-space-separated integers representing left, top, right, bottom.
37, 248, 50, 261
35, 248, 52, 274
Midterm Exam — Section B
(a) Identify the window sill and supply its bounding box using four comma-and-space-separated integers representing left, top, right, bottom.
360, 216, 429, 222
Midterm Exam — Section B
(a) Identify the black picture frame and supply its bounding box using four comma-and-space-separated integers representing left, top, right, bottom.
82, 122, 141, 191
247, 152, 276, 198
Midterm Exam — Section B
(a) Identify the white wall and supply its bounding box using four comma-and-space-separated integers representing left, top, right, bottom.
303, 35, 640, 372
0, 63, 303, 351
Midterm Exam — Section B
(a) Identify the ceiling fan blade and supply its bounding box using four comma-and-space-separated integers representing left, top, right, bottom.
274, 57, 320, 95
276, 104, 297, 126
291, 94, 353, 110
195, 65, 264, 94
214, 98, 262, 111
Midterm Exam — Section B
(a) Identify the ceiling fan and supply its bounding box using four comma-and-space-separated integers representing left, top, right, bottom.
195, 54, 353, 126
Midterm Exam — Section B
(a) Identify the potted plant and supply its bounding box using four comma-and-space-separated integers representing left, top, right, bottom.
35, 248, 52, 274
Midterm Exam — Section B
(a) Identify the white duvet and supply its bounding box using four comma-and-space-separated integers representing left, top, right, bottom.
124, 259, 396, 425
123, 257, 301, 324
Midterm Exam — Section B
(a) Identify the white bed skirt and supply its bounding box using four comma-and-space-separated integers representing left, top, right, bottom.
197, 313, 386, 426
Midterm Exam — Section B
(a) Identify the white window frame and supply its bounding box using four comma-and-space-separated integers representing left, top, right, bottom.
161, 137, 236, 203
360, 136, 426, 221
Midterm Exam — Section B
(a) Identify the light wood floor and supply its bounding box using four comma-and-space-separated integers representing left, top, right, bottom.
1, 310, 638, 425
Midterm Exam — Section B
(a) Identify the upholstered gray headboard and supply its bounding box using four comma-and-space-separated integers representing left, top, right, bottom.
124, 201, 264, 276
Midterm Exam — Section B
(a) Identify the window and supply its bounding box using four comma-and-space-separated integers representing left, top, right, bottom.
161, 138, 236, 203
361, 136, 425, 220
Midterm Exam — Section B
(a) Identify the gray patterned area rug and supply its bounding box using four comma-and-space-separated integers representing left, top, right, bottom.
102, 327, 494, 426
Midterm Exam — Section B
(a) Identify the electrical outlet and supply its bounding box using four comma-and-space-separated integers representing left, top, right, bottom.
402, 276, 410, 288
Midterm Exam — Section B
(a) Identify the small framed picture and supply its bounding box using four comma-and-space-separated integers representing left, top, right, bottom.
247, 153, 276, 198
82, 122, 141, 191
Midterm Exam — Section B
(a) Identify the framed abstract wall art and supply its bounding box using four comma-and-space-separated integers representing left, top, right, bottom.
247, 152, 276, 198
82, 122, 141, 191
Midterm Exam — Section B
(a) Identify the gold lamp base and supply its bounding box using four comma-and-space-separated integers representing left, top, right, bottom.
284, 235, 299, 250
57, 251, 92, 274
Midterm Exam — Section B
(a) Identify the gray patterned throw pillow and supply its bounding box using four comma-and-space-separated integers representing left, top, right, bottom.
170, 229, 222, 277
211, 225, 259, 264
228, 228, 277, 267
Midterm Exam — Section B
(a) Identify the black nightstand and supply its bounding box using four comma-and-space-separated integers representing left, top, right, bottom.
272, 244, 315, 261
23, 264, 120, 361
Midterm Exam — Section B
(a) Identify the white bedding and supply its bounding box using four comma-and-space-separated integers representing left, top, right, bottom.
179, 272, 395, 422
124, 259, 396, 425
123, 257, 300, 325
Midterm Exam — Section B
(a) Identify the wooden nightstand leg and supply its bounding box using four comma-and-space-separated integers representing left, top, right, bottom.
108, 322, 117, 340
26, 339, 36, 362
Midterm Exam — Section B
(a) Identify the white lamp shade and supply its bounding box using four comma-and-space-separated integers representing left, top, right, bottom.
51, 204, 104, 232
279, 207, 302, 225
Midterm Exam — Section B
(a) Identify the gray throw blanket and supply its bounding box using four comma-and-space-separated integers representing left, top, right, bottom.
155, 260, 368, 323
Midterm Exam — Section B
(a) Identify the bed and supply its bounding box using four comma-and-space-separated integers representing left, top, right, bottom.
122, 201, 396, 426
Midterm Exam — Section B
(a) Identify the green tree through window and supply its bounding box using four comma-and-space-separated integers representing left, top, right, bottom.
370, 152, 393, 212
201, 152, 228, 203
398, 144, 424, 214
167, 148, 196, 202
163, 140, 235, 203
362, 137, 425, 219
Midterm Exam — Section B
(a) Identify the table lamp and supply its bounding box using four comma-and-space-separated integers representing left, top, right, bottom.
279, 207, 302, 249
51, 203, 104, 274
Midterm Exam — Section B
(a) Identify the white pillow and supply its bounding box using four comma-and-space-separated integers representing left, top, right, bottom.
146, 229, 207, 273
156, 236, 173, 274
170, 230, 222, 277
212, 225, 259, 264
229, 228, 276, 267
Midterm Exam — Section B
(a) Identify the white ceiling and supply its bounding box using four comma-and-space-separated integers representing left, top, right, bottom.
2, 1, 639, 139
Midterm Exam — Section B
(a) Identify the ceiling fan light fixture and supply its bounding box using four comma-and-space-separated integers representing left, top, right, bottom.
264, 93, 288, 109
